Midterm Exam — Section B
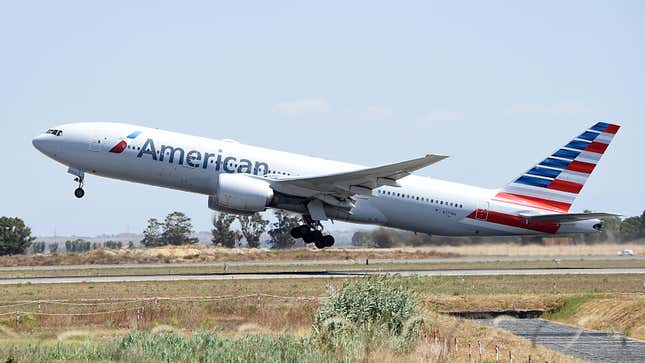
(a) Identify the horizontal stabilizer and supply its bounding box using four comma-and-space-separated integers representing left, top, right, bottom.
519, 212, 620, 223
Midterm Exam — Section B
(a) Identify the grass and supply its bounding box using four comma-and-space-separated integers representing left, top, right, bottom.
543, 294, 597, 320
1, 242, 643, 267
0, 258, 644, 279
0, 276, 582, 362
543, 294, 645, 340
0, 274, 641, 340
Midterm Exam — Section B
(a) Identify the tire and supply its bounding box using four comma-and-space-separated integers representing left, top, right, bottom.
304, 229, 322, 244
74, 188, 85, 198
321, 235, 335, 247
314, 240, 325, 249
290, 226, 304, 239
303, 230, 316, 243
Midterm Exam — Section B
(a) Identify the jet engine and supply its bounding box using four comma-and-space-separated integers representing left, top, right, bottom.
208, 173, 274, 215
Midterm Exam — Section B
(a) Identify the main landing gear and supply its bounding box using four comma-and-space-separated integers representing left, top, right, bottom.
290, 216, 335, 249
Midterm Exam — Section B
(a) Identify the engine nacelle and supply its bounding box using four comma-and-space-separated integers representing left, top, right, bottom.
208, 173, 274, 214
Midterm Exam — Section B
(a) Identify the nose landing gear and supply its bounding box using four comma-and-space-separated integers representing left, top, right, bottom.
68, 168, 86, 199
289, 216, 335, 249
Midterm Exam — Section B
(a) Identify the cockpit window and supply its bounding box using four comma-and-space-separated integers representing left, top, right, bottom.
46, 129, 63, 136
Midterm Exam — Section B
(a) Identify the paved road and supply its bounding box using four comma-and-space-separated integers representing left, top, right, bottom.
0, 267, 644, 284
1, 255, 642, 271
481, 317, 645, 362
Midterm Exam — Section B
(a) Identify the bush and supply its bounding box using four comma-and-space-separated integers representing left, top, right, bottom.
312, 276, 424, 351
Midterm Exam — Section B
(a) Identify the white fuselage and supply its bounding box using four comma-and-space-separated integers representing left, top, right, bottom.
32, 122, 599, 236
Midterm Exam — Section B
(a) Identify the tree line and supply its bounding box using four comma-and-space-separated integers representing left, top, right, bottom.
1, 210, 643, 255
142, 210, 302, 249
352, 210, 645, 248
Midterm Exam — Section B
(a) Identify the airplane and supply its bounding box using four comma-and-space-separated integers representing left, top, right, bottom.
32, 122, 620, 248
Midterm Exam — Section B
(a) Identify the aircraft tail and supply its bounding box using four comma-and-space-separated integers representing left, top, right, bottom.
494, 122, 620, 213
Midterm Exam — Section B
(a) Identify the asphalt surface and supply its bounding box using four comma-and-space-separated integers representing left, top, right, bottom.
481, 317, 645, 362
0, 255, 642, 271
0, 267, 644, 284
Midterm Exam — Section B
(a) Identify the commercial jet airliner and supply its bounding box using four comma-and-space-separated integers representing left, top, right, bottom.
33, 122, 620, 248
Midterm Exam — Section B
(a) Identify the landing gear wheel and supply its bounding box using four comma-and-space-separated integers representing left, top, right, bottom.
303, 229, 322, 244
321, 235, 335, 248
314, 240, 325, 249
290, 225, 309, 239
74, 188, 85, 199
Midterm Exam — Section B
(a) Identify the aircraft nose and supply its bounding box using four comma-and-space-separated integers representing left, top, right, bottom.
32, 135, 46, 151
32, 134, 58, 155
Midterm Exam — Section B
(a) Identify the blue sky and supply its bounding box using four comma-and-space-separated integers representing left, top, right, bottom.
1, 1, 643, 236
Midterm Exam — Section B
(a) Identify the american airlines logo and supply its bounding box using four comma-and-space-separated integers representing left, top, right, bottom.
109, 131, 142, 153
134, 137, 271, 175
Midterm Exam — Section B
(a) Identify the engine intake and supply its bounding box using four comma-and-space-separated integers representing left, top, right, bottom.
208, 173, 274, 214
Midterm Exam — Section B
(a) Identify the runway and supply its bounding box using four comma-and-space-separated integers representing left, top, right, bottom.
1, 255, 643, 272
1, 267, 644, 285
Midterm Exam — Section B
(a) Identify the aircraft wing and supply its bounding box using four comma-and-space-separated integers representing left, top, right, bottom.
519, 212, 621, 223
270, 154, 448, 200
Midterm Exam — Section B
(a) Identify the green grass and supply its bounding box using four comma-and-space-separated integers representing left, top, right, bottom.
0, 277, 428, 362
543, 294, 597, 320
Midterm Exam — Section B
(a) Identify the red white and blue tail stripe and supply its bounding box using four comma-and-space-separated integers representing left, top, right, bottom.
493, 122, 620, 213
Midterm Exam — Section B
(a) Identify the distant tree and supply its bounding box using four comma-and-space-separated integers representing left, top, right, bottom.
104, 240, 123, 249
48, 243, 59, 253
65, 239, 91, 253
91, 242, 100, 250
351, 227, 430, 248
211, 213, 237, 248
371, 228, 396, 248
620, 216, 642, 242
0, 217, 35, 255
30, 241, 46, 254
127, 241, 135, 249
351, 231, 374, 247
141, 218, 164, 247
238, 213, 269, 248
639, 210, 645, 239
267, 211, 301, 249
162, 211, 198, 246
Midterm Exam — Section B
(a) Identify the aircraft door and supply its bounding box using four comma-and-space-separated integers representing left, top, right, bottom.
475, 201, 489, 220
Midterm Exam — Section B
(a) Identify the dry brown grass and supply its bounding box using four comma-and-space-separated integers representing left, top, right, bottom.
1, 275, 638, 361
0, 245, 458, 267
406, 311, 583, 362
421, 293, 563, 313
552, 295, 645, 341
430, 242, 644, 257
2, 242, 642, 267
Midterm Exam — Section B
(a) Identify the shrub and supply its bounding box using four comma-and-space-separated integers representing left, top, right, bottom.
312, 276, 424, 351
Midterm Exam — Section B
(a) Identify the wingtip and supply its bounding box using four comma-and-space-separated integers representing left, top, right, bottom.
426, 154, 449, 160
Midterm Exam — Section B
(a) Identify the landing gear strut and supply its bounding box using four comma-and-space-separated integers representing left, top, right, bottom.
290, 216, 335, 249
